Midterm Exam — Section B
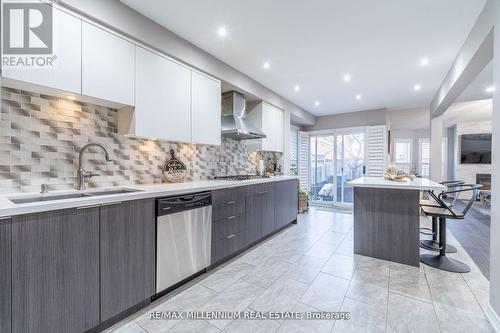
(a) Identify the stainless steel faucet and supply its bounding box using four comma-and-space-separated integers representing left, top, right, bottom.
77, 143, 113, 191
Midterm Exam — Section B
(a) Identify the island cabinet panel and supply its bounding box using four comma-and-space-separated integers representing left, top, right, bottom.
246, 183, 276, 243
353, 187, 420, 267
275, 179, 298, 228
100, 199, 155, 322
0, 217, 11, 333
11, 208, 100, 333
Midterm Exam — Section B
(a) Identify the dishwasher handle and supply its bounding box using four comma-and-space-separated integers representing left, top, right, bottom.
157, 192, 212, 216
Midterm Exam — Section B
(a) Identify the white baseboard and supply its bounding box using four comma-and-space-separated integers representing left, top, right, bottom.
487, 303, 500, 332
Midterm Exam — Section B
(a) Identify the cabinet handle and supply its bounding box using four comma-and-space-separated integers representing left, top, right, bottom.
0, 216, 11, 220
77, 204, 101, 210
226, 201, 236, 205
226, 215, 236, 220
162, 207, 172, 211
101, 201, 122, 207
226, 232, 240, 239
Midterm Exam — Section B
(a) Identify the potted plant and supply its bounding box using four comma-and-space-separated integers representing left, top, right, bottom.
298, 186, 308, 213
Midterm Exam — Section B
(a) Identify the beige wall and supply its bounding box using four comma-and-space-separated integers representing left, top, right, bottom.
305, 108, 387, 131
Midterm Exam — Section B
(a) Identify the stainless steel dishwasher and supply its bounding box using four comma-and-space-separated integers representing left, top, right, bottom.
156, 192, 212, 294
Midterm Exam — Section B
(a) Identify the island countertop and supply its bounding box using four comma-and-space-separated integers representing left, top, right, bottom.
349, 176, 446, 191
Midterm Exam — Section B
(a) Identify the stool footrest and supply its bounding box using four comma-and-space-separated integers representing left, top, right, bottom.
419, 227, 434, 236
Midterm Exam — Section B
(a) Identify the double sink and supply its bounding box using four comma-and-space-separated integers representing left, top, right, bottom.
8, 188, 142, 204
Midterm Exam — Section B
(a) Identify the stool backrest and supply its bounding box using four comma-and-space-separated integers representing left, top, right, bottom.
437, 184, 482, 218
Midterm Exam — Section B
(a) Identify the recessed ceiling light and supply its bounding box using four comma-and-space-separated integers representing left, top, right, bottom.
413, 84, 421, 91
343, 73, 351, 82
420, 57, 429, 66
314, 101, 320, 106
486, 86, 496, 93
356, 94, 362, 100
294, 85, 300, 92
67, 96, 76, 100
263, 61, 271, 70
217, 26, 228, 37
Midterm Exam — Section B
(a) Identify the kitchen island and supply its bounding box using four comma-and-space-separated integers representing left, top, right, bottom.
349, 176, 446, 267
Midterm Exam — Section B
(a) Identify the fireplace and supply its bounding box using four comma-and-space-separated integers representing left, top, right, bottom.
476, 174, 491, 190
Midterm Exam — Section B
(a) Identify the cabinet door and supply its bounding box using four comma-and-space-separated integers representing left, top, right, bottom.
275, 179, 298, 228
100, 200, 155, 321
191, 71, 221, 145
135, 47, 191, 142
260, 103, 284, 152
2, 6, 81, 94
11, 208, 100, 333
82, 22, 135, 105
0, 217, 11, 333
246, 183, 275, 243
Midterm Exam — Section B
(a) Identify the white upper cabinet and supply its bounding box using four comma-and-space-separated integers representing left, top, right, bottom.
2, 6, 82, 94
124, 46, 191, 142
191, 71, 221, 145
82, 23, 135, 105
247, 102, 284, 152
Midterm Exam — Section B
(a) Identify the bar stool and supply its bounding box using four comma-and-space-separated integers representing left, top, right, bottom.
419, 180, 464, 253
420, 184, 481, 273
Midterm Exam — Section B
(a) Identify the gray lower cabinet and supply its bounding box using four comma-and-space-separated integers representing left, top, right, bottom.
100, 199, 155, 321
275, 179, 298, 228
0, 217, 11, 333
211, 187, 248, 264
11, 207, 100, 333
246, 183, 276, 243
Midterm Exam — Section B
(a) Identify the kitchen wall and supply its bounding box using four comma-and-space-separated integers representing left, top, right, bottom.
454, 120, 492, 185
306, 108, 387, 131
0, 87, 282, 194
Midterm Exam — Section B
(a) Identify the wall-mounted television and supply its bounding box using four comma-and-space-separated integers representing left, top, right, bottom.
460, 133, 492, 164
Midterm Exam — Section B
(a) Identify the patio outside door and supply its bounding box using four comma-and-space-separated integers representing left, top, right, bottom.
309, 130, 365, 206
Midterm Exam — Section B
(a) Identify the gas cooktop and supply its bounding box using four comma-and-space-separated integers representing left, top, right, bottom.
214, 175, 270, 181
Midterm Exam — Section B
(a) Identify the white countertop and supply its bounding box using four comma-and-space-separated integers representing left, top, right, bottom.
348, 176, 446, 191
0, 176, 298, 218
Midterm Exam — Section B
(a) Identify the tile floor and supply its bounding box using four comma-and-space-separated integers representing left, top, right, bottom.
105, 207, 494, 333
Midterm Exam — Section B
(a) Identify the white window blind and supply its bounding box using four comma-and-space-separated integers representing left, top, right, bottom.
365, 126, 387, 176
289, 127, 299, 175
419, 138, 430, 177
394, 139, 412, 164
298, 131, 309, 190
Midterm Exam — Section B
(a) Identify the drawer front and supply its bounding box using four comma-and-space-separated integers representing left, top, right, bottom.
247, 182, 275, 195
211, 230, 247, 264
212, 200, 245, 221
212, 214, 246, 242
212, 186, 246, 205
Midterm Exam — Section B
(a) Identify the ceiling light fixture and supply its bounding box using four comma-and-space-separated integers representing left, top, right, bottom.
314, 101, 320, 106
420, 57, 429, 66
294, 85, 300, 92
217, 26, 228, 37
343, 73, 351, 82
486, 86, 496, 93
356, 94, 362, 100
67, 96, 76, 100
263, 61, 270, 70
413, 84, 421, 91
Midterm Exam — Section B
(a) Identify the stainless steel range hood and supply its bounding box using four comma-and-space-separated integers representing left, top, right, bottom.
221, 91, 266, 140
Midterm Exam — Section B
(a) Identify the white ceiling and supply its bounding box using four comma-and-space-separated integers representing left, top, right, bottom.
121, 0, 486, 116
456, 61, 494, 103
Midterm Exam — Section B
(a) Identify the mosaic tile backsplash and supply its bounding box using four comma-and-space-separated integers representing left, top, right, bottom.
0, 87, 283, 194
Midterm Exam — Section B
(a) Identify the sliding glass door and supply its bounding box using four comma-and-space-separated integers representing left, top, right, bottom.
337, 132, 365, 204
309, 130, 365, 206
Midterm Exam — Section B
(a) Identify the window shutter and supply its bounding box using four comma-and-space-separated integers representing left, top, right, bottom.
298, 131, 309, 190
289, 127, 298, 175
365, 125, 387, 176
